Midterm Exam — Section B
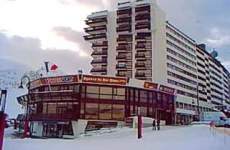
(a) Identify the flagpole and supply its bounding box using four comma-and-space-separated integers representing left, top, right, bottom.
44, 61, 52, 91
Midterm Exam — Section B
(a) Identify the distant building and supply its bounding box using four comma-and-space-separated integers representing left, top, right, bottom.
84, 0, 230, 123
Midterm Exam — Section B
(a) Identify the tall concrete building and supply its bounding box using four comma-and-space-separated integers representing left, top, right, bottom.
84, 0, 230, 123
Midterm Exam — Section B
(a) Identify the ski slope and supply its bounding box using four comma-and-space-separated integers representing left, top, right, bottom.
3, 125, 230, 150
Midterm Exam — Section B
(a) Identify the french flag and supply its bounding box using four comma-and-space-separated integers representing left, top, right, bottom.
44, 61, 58, 73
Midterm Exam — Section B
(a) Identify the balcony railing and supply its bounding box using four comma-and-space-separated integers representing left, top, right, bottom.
91, 50, 107, 56
92, 42, 108, 47
84, 25, 107, 33
91, 58, 107, 64
117, 8, 132, 16
84, 33, 106, 40
117, 17, 132, 24
135, 15, 150, 21
135, 33, 151, 40
135, 72, 146, 77
116, 55, 127, 59
135, 5, 150, 13
86, 18, 107, 25
116, 45, 132, 51
135, 22, 151, 30
116, 26, 132, 32
90, 68, 107, 73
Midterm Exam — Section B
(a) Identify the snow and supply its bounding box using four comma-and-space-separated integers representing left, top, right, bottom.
3, 125, 230, 150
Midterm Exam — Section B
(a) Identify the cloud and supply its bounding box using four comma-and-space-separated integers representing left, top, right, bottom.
52, 26, 91, 56
0, 32, 91, 74
205, 28, 230, 47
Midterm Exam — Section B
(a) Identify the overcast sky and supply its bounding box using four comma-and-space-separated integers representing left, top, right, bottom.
0, 0, 230, 74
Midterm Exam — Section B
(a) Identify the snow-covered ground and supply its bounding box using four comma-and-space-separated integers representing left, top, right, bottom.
3, 125, 230, 150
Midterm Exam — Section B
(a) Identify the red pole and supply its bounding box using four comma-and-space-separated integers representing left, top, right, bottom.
23, 120, 29, 138
0, 113, 6, 150
138, 114, 142, 139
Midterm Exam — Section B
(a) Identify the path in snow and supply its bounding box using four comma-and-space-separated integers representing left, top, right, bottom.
3, 125, 230, 150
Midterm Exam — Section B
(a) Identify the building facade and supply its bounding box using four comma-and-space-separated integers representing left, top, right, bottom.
84, 0, 230, 122
17, 74, 175, 138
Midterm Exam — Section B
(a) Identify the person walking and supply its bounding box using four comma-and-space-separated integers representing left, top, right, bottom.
157, 119, 160, 131
152, 119, 156, 130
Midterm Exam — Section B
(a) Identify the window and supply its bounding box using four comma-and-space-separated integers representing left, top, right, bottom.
100, 87, 113, 99
113, 88, 125, 100
99, 104, 112, 120
85, 103, 98, 119
112, 105, 125, 120
86, 86, 100, 99
140, 90, 148, 102
47, 103, 56, 114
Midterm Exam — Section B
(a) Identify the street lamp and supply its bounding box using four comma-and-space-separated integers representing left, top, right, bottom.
18, 75, 31, 138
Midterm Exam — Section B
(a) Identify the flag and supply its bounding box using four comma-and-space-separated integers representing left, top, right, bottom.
44, 61, 58, 73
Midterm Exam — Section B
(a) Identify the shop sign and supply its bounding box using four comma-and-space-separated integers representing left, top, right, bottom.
144, 82, 158, 90
82, 75, 127, 85
159, 85, 175, 94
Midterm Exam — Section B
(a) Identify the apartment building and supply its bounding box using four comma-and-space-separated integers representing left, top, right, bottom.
84, 0, 230, 123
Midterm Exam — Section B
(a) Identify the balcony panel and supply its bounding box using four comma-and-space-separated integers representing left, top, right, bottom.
117, 8, 132, 16
91, 59, 107, 64
90, 68, 107, 73
135, 5, 150, 13
84, 33, 106, 41
86, 18, 107, 26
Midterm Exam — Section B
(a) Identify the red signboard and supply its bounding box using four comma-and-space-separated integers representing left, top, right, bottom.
82, 75, 127, 85
159, 85, 175, 94
144, 82, 158, 90
30, 75, 78, 89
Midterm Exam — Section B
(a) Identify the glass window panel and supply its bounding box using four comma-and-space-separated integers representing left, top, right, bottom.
85, 103, 98, 119
99, 104, 112, 120
140, 107, 147, 116
86, 93, 99, 99
113, 95, 125, 100
42, 103, 47, 114
100, 94, 113, 100
114, 88, 125, 95
112, 105, 124, 120
87, 86, 99, 93
47, 103, 56, 114
100, 87, 112, 95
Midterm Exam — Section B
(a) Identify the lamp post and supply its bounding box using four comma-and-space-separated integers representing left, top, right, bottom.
137, 107, 142, 139
18, 75, 31, 138
0, 90, 7, 150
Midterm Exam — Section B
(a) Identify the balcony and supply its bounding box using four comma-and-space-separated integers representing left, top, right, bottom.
135, 62, 148, 68
135, 5, 150, 13
135, 72, 146, 78
135, 14, 150, 21
91, 50, 107, 56
91, 58, 107, 64
135, 53, 146, 59
116, 45, 132, 51
90, 68, 107, 73
92, 42, 108, 48
135, 22, 151, 30
84, 33, 106, 41
116, 25, 132, 32
135, 33, 151, 40
86, 18, 107, 26
117, 37, 132, 42
116, 64, 127, 69
84, 25, 107, 33
117, 17, 132, 24
117, 8, 132, 16
116, 54, 127, 60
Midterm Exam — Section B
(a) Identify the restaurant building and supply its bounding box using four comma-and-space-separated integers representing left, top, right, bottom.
17, 74, 175, 138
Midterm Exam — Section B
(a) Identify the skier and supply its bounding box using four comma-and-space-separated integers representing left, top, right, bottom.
157, 119, 160, 130
152, 119, 156, 130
